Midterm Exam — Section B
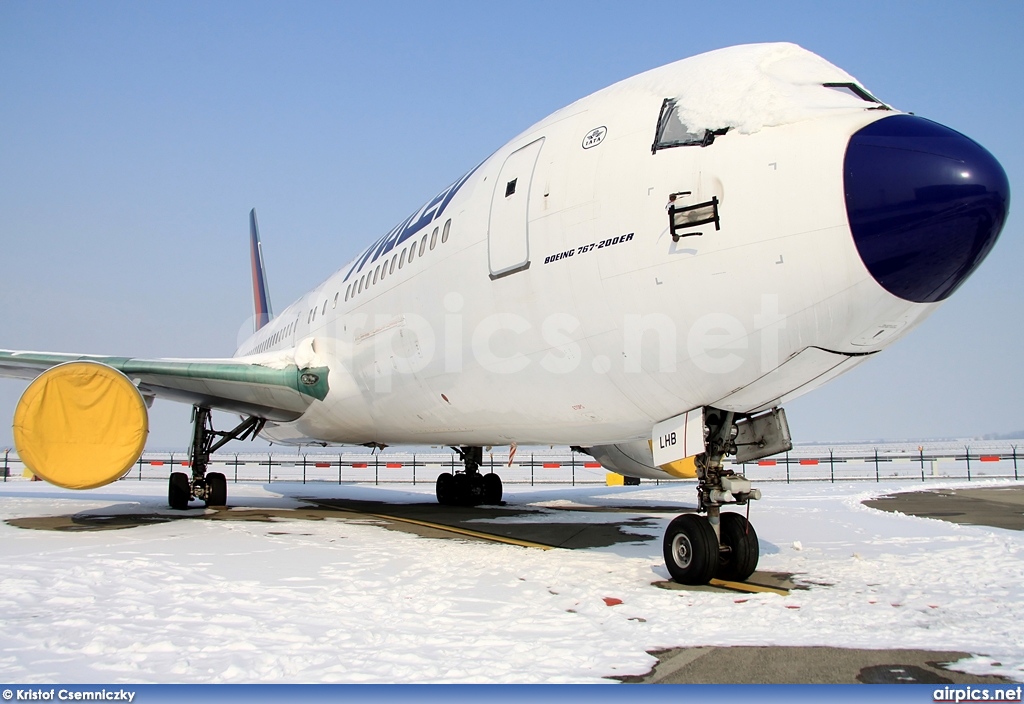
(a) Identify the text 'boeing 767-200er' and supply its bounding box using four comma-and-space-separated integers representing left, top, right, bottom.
0, 43, 1010, 585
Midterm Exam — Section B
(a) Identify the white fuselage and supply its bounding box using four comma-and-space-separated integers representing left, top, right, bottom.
235, 47, 937, 450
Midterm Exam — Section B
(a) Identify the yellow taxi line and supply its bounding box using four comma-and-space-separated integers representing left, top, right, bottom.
335, 507, 555, 550
709, 578, 789, 596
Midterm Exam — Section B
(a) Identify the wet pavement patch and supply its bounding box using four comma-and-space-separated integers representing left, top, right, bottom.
307, 497, 664, 549
5, 506, 337, 532
6, 513, 177, 532
652, 571, 796, 595
4, 496, 670, 550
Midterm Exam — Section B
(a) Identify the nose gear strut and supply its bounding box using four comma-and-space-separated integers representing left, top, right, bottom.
663, 408, 762, 585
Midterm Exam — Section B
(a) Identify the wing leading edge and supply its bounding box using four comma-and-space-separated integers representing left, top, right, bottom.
0, 350, 329, 422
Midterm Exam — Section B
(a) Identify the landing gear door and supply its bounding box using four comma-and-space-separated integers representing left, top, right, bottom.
488, 137, 544, 279
734, 408, 792, 464
652, 408, 706, 467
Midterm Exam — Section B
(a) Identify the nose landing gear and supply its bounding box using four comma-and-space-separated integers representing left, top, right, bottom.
663, 409, 763, 585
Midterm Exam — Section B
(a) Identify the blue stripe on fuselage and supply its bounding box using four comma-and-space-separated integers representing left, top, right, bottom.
343, 164, 479, 282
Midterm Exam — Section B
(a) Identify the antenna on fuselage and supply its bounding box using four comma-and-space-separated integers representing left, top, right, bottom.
249, 208, 274, 332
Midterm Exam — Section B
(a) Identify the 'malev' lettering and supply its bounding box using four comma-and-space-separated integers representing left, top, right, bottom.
343, 165, 479, 282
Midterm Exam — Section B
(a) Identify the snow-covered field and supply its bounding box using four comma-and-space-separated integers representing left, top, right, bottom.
0, 478, 1022, 683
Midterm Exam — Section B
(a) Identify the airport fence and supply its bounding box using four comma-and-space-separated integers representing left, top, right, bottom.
1, 444, 1021, 487
0, 448, 609, 487
735, 446, 1021, 483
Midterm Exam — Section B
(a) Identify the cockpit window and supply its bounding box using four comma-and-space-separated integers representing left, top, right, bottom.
652, 99, 728, 153
823, 82, 877, 102
822, 82, 889, 109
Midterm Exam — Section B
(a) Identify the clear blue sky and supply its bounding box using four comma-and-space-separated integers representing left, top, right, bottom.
1, 1, 1020, 449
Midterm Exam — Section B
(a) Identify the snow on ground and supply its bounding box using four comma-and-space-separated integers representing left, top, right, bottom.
0, 478, 1022, 683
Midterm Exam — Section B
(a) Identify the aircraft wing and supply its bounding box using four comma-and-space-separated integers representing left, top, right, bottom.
0, 349, 329, 422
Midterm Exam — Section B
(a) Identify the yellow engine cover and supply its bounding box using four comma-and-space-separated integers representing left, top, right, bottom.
13, 361, 149, 489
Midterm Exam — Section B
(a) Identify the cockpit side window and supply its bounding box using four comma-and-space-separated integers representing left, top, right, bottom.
822, 82, 890, 109
652, 99, 728, 153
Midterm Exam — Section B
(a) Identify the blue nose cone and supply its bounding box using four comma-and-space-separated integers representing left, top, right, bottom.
844, 115, 1010, 303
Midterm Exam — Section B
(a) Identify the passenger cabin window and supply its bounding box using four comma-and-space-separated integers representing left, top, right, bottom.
343, 216, 457, 295
652, 98, 727, 153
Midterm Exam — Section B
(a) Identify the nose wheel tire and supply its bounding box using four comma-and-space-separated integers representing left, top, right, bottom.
663, 513, 718, 585
715, 512, 759, 581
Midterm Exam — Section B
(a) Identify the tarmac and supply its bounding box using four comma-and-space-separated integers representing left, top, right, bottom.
616, 646, 1013, 684
625, 484, 1023, 684
6, 482, 1022, 683
863, 485, 1024, 531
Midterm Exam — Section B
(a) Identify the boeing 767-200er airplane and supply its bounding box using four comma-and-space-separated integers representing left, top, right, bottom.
0, 44, 1010, 585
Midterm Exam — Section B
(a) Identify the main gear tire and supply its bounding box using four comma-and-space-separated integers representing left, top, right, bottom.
435, 472, 454, 505
206, 472, 227, 507
482, 473, 502, 504
452, 472, 473, 506
169, 472, 191, 510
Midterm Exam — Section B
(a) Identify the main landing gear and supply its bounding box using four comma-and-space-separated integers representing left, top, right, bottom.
435, 446, 503, 507
168, 406, 265, 510
663, 409, 762, 585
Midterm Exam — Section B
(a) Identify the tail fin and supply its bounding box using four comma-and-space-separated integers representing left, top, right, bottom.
249, 208, 273, 332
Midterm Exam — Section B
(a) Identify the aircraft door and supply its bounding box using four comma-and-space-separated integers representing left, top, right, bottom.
487, 137, 544, 278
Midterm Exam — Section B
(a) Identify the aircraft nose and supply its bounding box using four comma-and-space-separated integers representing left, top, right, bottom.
844, 114, 1010, 303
